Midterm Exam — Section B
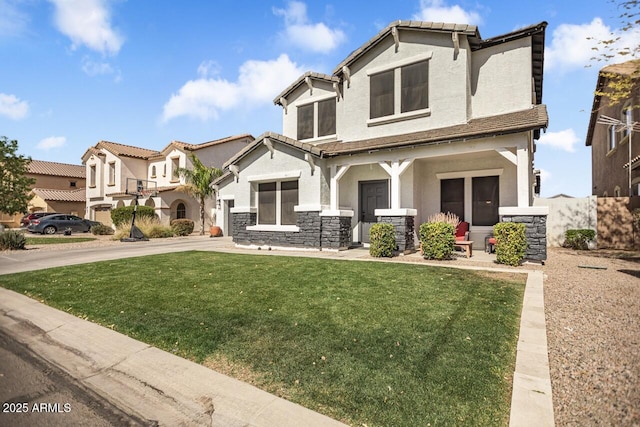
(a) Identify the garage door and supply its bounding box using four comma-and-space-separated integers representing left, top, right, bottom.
95, 208, 112, 226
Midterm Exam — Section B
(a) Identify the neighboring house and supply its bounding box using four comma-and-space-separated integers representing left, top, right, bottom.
0, 160, 86, 228
585, 59, 640, 197
81, 135, 253, 230
215, 20, 549, 260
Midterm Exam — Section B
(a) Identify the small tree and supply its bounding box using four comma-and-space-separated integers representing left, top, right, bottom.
0, 137, 35, 216
175, 154, 222, 235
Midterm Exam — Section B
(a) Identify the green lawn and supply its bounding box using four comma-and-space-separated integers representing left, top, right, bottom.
25, 237, 97, 245
0, 251, 525, 426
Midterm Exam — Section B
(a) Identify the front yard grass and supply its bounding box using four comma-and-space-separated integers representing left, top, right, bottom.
0, 251, 525, 426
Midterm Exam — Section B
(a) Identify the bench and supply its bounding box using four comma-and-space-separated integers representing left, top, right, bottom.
455, 240, 474, 258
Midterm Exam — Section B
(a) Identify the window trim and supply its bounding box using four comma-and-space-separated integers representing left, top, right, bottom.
107, 162, 116, 186
89, 164, 97, 188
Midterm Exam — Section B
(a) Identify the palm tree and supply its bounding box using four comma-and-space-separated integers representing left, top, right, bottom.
175, 154, 223, 235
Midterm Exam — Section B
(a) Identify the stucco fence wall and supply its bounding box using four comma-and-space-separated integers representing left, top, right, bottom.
533, 195, 640, 250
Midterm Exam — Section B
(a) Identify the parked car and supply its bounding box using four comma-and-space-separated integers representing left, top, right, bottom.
27, 215, 102, 235
20, 212, 57, 227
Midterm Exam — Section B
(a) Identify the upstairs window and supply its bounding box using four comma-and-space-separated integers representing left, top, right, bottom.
89, 165, 96, 187
370, 59, 429, 120
69, 181, 77, 188
370, 69, 394, 119
297, 98, 336, 140
623, 102, 633, 139
608, 124, 617, 152
151, 165, 157, 178
401, 61, 429, 113
108, 162, 116, 186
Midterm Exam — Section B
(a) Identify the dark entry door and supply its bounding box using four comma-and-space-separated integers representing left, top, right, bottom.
359, 180, 389, 243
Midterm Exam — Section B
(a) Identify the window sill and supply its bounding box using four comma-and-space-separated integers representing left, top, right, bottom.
247, 224, 300, 232
107, 183, 115, 187
299, 134, 337, 144
89, 185, 96, 189
606, 148, 617, 157
367, 108, 431, 127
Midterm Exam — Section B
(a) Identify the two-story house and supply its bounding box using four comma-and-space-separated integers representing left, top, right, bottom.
215, 20, 549, 258
585, 59, 640, 197
0, 160, 86, 228
81, 135, 253, 230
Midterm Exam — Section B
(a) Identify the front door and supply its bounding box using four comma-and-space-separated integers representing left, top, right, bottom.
224, 200, 234, 237
359, 180, 389, 243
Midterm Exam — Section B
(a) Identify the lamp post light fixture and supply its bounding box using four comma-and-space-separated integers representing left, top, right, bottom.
596, 114, 640, 196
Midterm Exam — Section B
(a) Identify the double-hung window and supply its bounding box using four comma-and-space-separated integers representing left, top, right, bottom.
258, 180, 299, 226
297, 98, 336, 140
369, 57, 430, 121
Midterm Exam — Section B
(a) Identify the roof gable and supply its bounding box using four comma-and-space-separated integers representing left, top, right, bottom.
28, 160, 85, 178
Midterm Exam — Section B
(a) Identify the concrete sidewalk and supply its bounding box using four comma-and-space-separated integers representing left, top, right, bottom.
0, 236, 554, 426
0, 287, 347, 427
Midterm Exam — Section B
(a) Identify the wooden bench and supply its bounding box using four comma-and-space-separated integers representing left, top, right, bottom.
455, 240, 474, 258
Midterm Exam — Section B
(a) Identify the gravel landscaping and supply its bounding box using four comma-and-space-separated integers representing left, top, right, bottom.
544, 247, 639, 426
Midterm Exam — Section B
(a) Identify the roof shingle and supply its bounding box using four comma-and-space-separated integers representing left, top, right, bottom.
28, 160, 85, 178
31, 188, 86, 202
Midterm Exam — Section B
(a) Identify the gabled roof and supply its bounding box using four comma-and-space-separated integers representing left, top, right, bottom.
28, 160, 85, 178
219, 105, 547, 173
82, 140, 160, 161
585, 58, 640, 146
222, 131, 322, 170
274, 72, 340, 105
331, 20, 547, 105
333, 21, 479, 76
31, 188, 86, 202
152, 134, 254, 159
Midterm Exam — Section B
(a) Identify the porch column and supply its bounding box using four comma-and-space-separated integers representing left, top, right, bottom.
379, 160, 413, 209
330, 165, 350, 210
517, 147, 529, 207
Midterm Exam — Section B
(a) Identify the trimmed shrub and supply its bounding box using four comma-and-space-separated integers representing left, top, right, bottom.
170, 219, 194, 236
494, 222, 527, 266
562, 229, 596, 250
369, 223, 396, 257
91, 224, 114, 235
110, 205, 157, 227
0, 230, 27, 250
146, 225, 174, 238
420, 222, 455, 260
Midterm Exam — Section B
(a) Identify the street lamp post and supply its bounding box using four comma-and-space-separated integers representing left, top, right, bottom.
596, 114, 640, 196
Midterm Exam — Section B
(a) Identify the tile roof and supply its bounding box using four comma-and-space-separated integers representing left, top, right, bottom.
220, 105, 547, 171
96, 141, 160, 159
28, 160, 85, 178
274, 72, 340, 105
31, 188, 86, 202
317, 105, 548, 156
153, 134, 255, 159
333, 20, 480, 76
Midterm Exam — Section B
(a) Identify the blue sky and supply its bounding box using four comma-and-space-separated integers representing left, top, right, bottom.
1, 0, 639, 197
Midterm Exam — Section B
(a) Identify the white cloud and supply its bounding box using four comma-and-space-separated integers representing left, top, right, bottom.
273, 1, 345, 53
538, 129, 580, 152
49, 0, 123, 55
413, 0, 482, 25
546, 18, 640, 72
197, 60, 222, 78
0, 0, 29, 37
162, 54, 305, 122
0, 93, 29, 120
36, 136, 66, 150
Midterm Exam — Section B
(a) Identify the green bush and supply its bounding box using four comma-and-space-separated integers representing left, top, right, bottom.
562, 229, 596, 250
110, 205, 157, 227
146, 225, 174, 238
494, 222, 527, 266
0, 230, 27, 250
419, 222, 455, 260
91, 224, 114, 235
170, 219, 194, 236
369, 223, 396, 257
